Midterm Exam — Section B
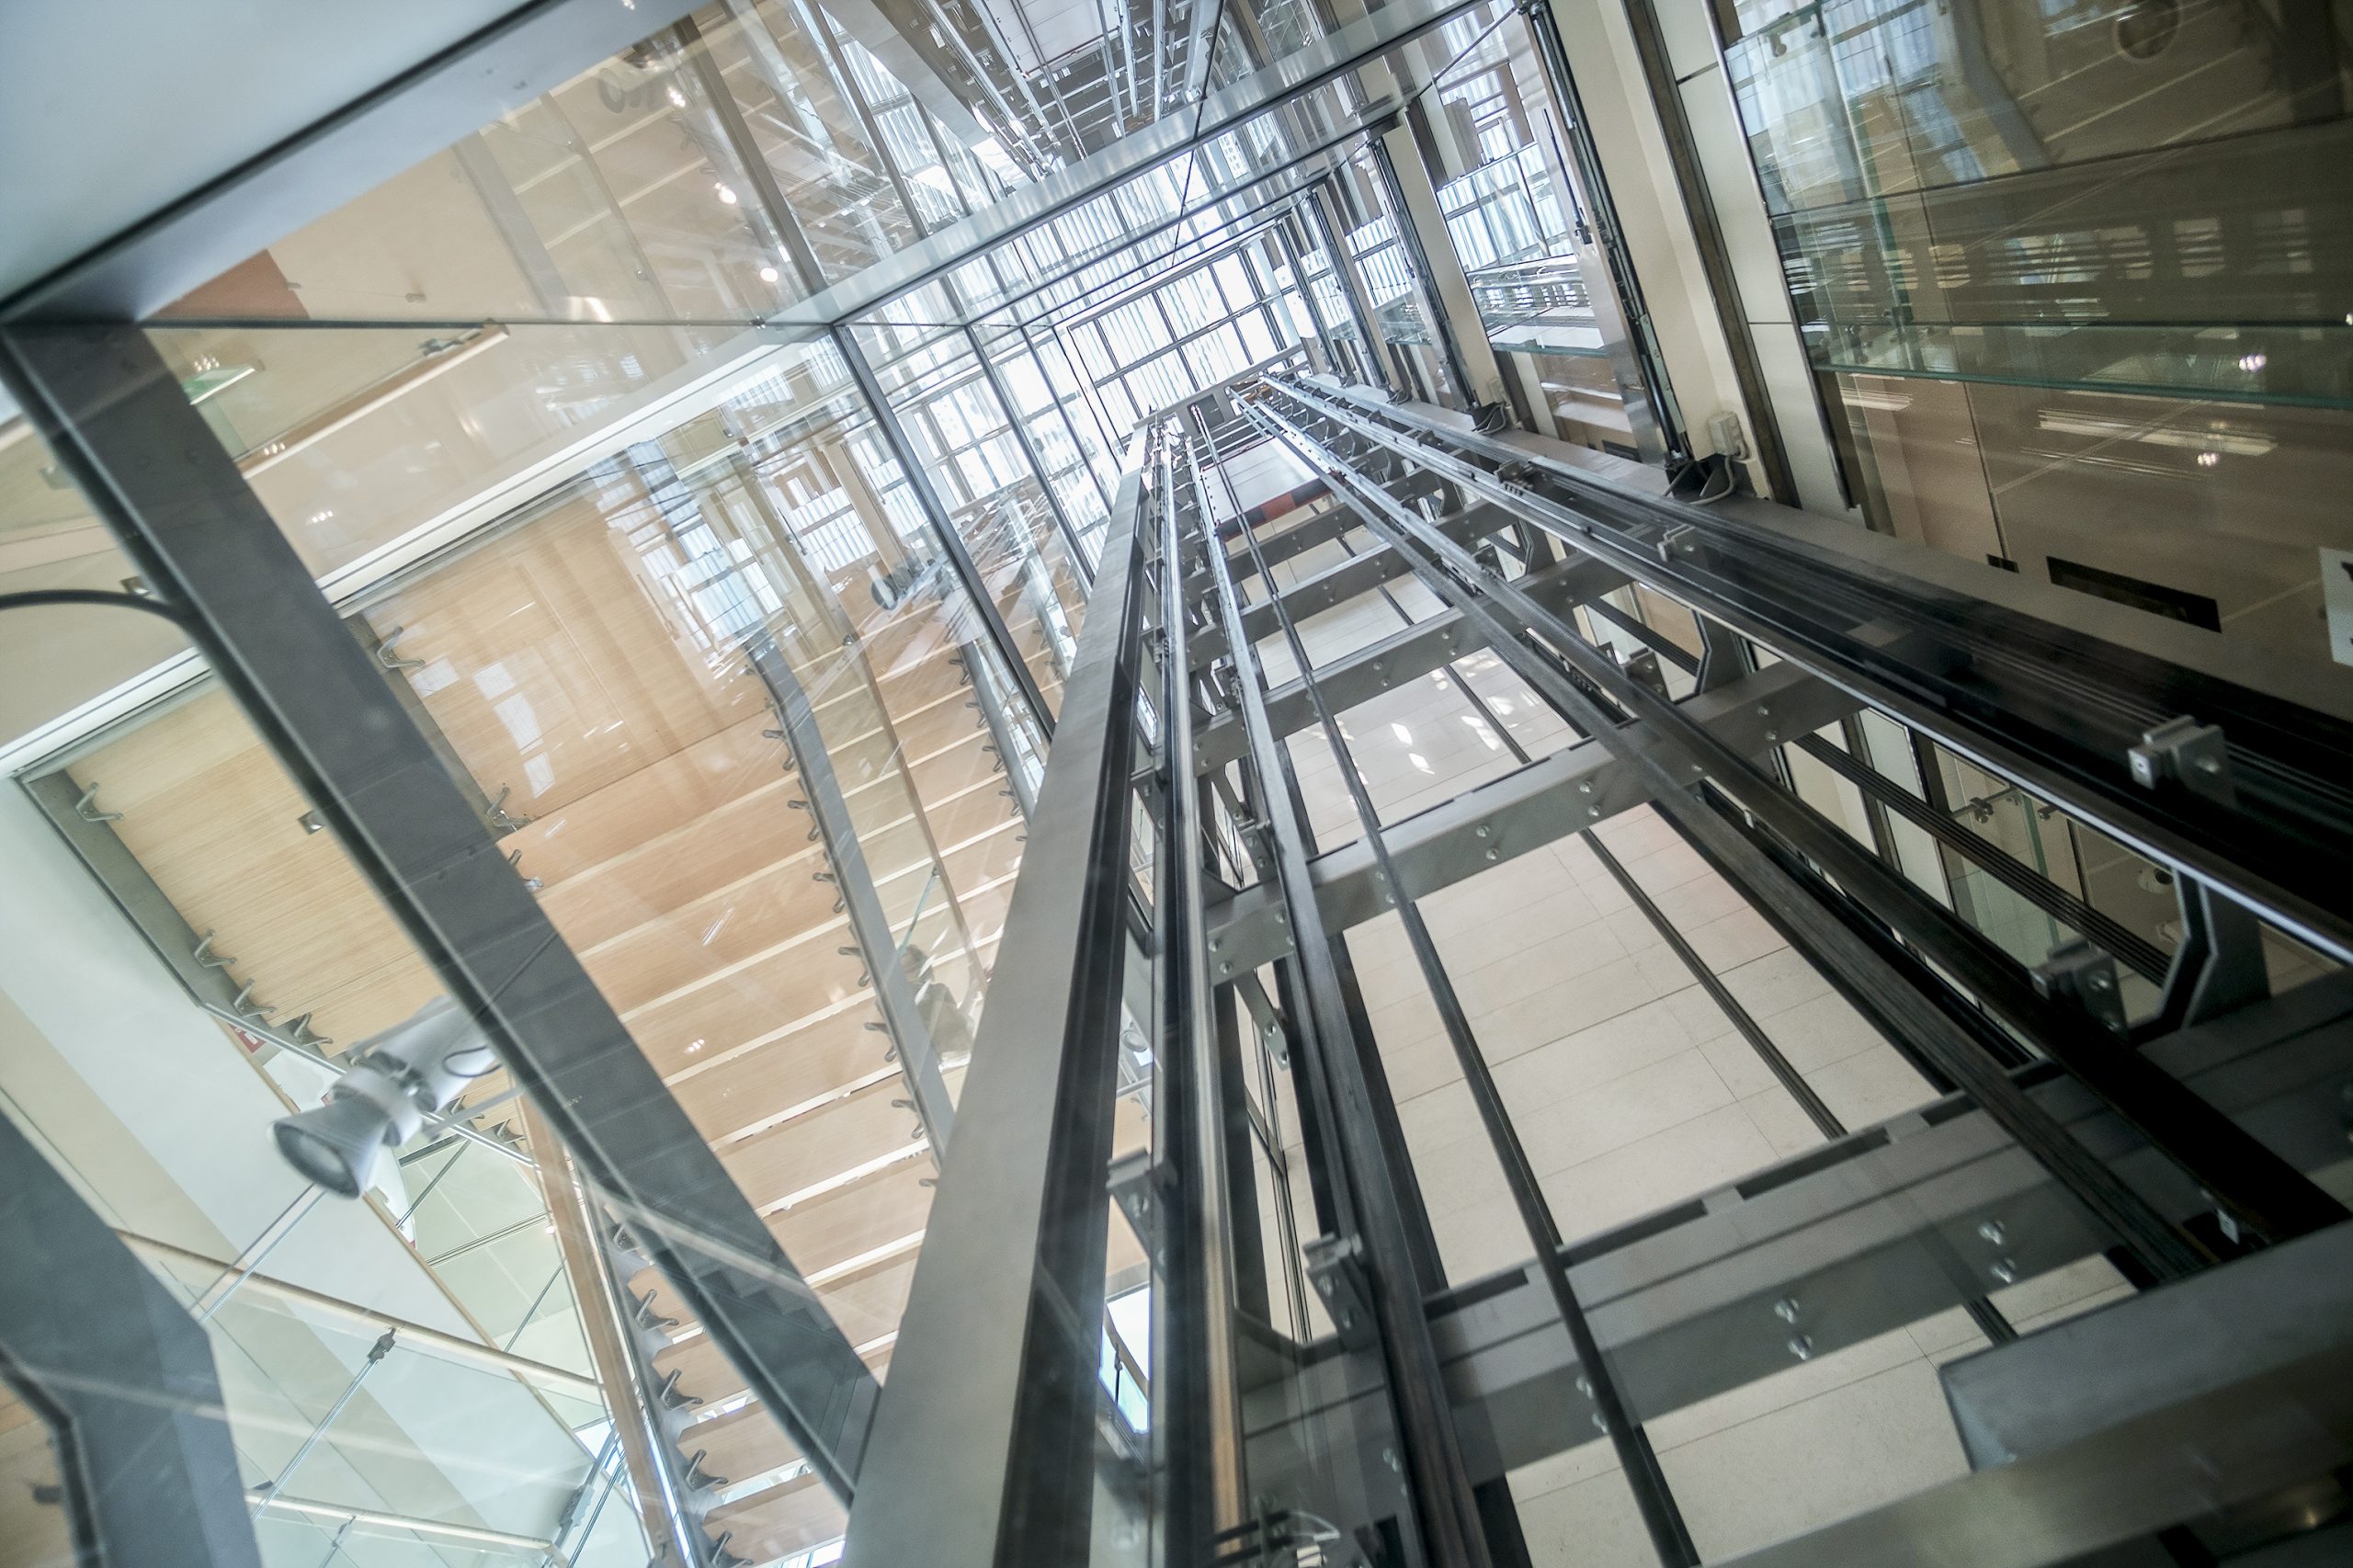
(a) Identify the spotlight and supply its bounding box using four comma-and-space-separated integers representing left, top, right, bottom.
273, 1000, 496, 1198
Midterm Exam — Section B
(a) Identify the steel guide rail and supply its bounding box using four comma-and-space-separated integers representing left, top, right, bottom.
1250, 388, 2350, 1259
1245, 394, 2222, 1279
837, 434, 1160, 1567
1188, 427, 1496, 1568
1572, 589, 2174, 984
1154, 429, 1251, 1551
1190, 422, 1703, 1565
1263, 377, 2353, 970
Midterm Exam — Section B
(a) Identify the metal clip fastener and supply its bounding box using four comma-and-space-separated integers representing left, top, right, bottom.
2031, 937, 2128, 1035
2127, 717, 2234, 807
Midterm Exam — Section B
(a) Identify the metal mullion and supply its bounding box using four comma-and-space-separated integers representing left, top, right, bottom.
1011, 318, 1119, 514
1271, 392, 2351, 1251
1189, 433, 1493, 1568
1052, 318, 1130, 467
1368, 135, 1487, 417
841, 441, 1155, 1568
750, 637, 956, 1153
4, 324, 882, 1502
1308, 181, 1396, 392
1213, 435, 1700, 1568
835, 325, 1058, 736
1154, 437, 1250, 1553
968, 329, 1097, 585
1251, 395, 2220, 1282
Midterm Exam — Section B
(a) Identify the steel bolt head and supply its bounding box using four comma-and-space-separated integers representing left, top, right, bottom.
1774, 1296, 1802, 1324
1787, 1334, 1813, 1361
1991, 1257, 2018, 1285
1978, 1220, 2006, 1245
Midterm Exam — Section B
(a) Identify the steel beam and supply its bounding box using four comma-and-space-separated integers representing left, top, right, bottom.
1275, 376, 2353, 968
842, 446, 1154, 1567
1242, 971, 2353, 1503
1255, 392, 2223, 1278
1194, 553, 1626, 774
1186, 502, 1506, 668
0, 1116, 262, 1568
0, 324, 881, 1502
834, 325, 1058, 737
1207, 656, 1851, 969
1267, 385, 2349, 1256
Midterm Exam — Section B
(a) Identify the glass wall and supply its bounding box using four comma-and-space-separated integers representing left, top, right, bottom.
1717, 0, 2353, 670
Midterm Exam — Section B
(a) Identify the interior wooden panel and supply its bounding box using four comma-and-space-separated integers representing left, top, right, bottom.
582, 863, 863, 1017
703, 1467, 845, 1562
538, 784, 824, 952
665, 1007, 890, 1141
718, 1079, 926, 1211
654, 1256, 915, 1404
767, 1161, 935, 1276
619, 930, 869, 1067
494, 713, 787, 883
363, 480, 767, 821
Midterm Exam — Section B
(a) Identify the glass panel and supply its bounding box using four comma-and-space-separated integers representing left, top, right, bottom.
1722, 0, 2353, 672
0, 418, 190, 747
2, 619, 672, 1564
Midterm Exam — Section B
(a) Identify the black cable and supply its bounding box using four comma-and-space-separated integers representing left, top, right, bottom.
0, 588, 187, 623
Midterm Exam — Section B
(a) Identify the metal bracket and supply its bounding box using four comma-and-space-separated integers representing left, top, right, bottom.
2127, 717, 2235, 807
2030, 938, 2128, 1036
1107, 1148, 1166, 1269
484, 784, 535, 834
1615, 644, 1666, 699
1302, 1233, 1378, 1350
73, 781, 122, 824
374, 624, 428, 673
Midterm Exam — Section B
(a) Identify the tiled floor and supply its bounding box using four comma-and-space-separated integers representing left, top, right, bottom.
1228, 524, 2136, 1561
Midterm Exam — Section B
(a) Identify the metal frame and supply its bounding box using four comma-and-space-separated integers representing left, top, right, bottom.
747, 633, 957, 1153
0, 1114, 263, 1567
1252, 388, 2342, 1275
841, 443, 1154, 1566
834, 325, 1060, 737
1197, 415, 1696, 1563
1, 325, 881, 1506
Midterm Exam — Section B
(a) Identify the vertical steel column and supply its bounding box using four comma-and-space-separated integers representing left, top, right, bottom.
0, 1115, 263, 1568
1190, 444, 1494, 1568
834, 325, 1059, 737
1371, 123, 1507, 423
966, 326, 1098, 586
1, 324, 882, 1502
842, 447, 1154, 1568
1155, 439, 1248, 1554
1306, 181, 1401, 395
